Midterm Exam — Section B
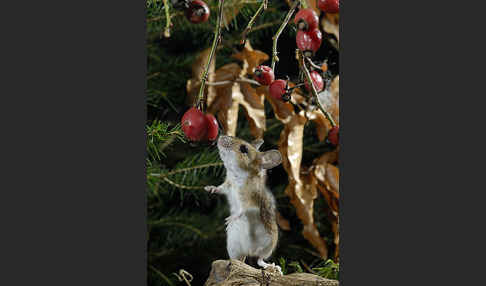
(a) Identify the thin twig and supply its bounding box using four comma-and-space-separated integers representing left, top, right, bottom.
271, 0, 300, 71
297, 49, 336, 127
147, 72, 160, 80
240, 0, 268, 44
149, 265, 175, 286
196, 0, 225, 112
249, 20, 280, 33
306, 57, 324, 71
162, 0, 171, 37
205, 77, 261, 87
300, 260, 318, 275
172, 269, 194, 286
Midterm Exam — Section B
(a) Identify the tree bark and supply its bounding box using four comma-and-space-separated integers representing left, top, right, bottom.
204, 259, 339, 286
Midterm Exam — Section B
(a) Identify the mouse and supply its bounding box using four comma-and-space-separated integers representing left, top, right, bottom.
205, 135, 283, 274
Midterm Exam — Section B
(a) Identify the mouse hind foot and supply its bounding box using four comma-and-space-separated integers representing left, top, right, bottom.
257, 257, 282, 275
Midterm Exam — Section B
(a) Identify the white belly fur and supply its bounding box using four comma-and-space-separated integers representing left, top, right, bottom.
224, 174, 273, 259
226, 214, 273, 259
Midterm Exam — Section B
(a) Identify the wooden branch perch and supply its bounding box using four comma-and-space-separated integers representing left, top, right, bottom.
204, 259, 339, 286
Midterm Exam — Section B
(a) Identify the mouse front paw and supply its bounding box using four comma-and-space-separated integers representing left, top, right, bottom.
204, 185, 220, 194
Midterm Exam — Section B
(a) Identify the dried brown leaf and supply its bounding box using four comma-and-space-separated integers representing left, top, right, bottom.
222, 0, 245, 28
206, 42, 268, 138
276, 211, 291, 231
240, 83, 266, 138
276, 110, 329, 258
312, 75, 339, 140
312, 152, 340, 261
321, 13, 339, 43
232, 41, 269, 76
264, 86, 296, 123
265, 76, 340, 258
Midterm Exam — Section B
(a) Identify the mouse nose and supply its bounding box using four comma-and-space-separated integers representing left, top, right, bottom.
218, 135, 232, 148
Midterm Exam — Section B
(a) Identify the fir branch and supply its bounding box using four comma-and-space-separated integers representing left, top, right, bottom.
151, 162, 223, 177
148, 150, 224, 193
271, 0, 299, 71
150, 161, 224, 190
146, 121, 185, 161
150, 221, 208, 238
161, 176, 206, 190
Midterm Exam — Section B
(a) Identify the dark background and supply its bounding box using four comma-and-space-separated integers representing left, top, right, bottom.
1, 0, 486, 285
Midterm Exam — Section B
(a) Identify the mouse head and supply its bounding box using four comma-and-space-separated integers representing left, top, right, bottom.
217, 135, 282, 173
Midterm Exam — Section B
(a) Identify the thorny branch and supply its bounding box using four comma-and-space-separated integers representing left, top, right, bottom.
196, 0, 226, 112
297, 49, 337, 127
240, 0, 268, 44
271, 0, 300, 71
205, 77, 261, 86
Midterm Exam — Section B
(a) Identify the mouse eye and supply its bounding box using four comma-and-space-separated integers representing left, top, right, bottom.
239, 144, 248, 154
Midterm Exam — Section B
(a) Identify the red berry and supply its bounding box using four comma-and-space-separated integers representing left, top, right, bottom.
181, 107, 208, 141
269, 79, 288, 101
308, 29, 323, 52
205, 113, 219, 141
294, 8, 319, 31
296, 31, 311, 53
254, 65, 275, 86
318, 0, 339, 13
296, 29, 322, 56
185, 0, 210, 24
328, 125, 339, 146
305, 71, 324, 92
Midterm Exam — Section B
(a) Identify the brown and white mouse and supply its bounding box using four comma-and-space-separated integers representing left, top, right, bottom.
205, 135, 283, 273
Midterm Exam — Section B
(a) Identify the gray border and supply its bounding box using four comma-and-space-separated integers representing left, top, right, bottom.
1, 0, 483, 284
342, 1, 484, 285
0, 1, 146, 284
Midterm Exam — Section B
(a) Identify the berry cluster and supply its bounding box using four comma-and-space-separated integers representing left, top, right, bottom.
181, 107, 219, 141
181, 2, 340, 145
294, 9, 322, 57
253, 8, 331, 103
253, 65, 290, 102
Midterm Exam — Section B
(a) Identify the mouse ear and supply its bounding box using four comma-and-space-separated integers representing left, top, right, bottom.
260, 150, 282, 169
251, 138, 264, 150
